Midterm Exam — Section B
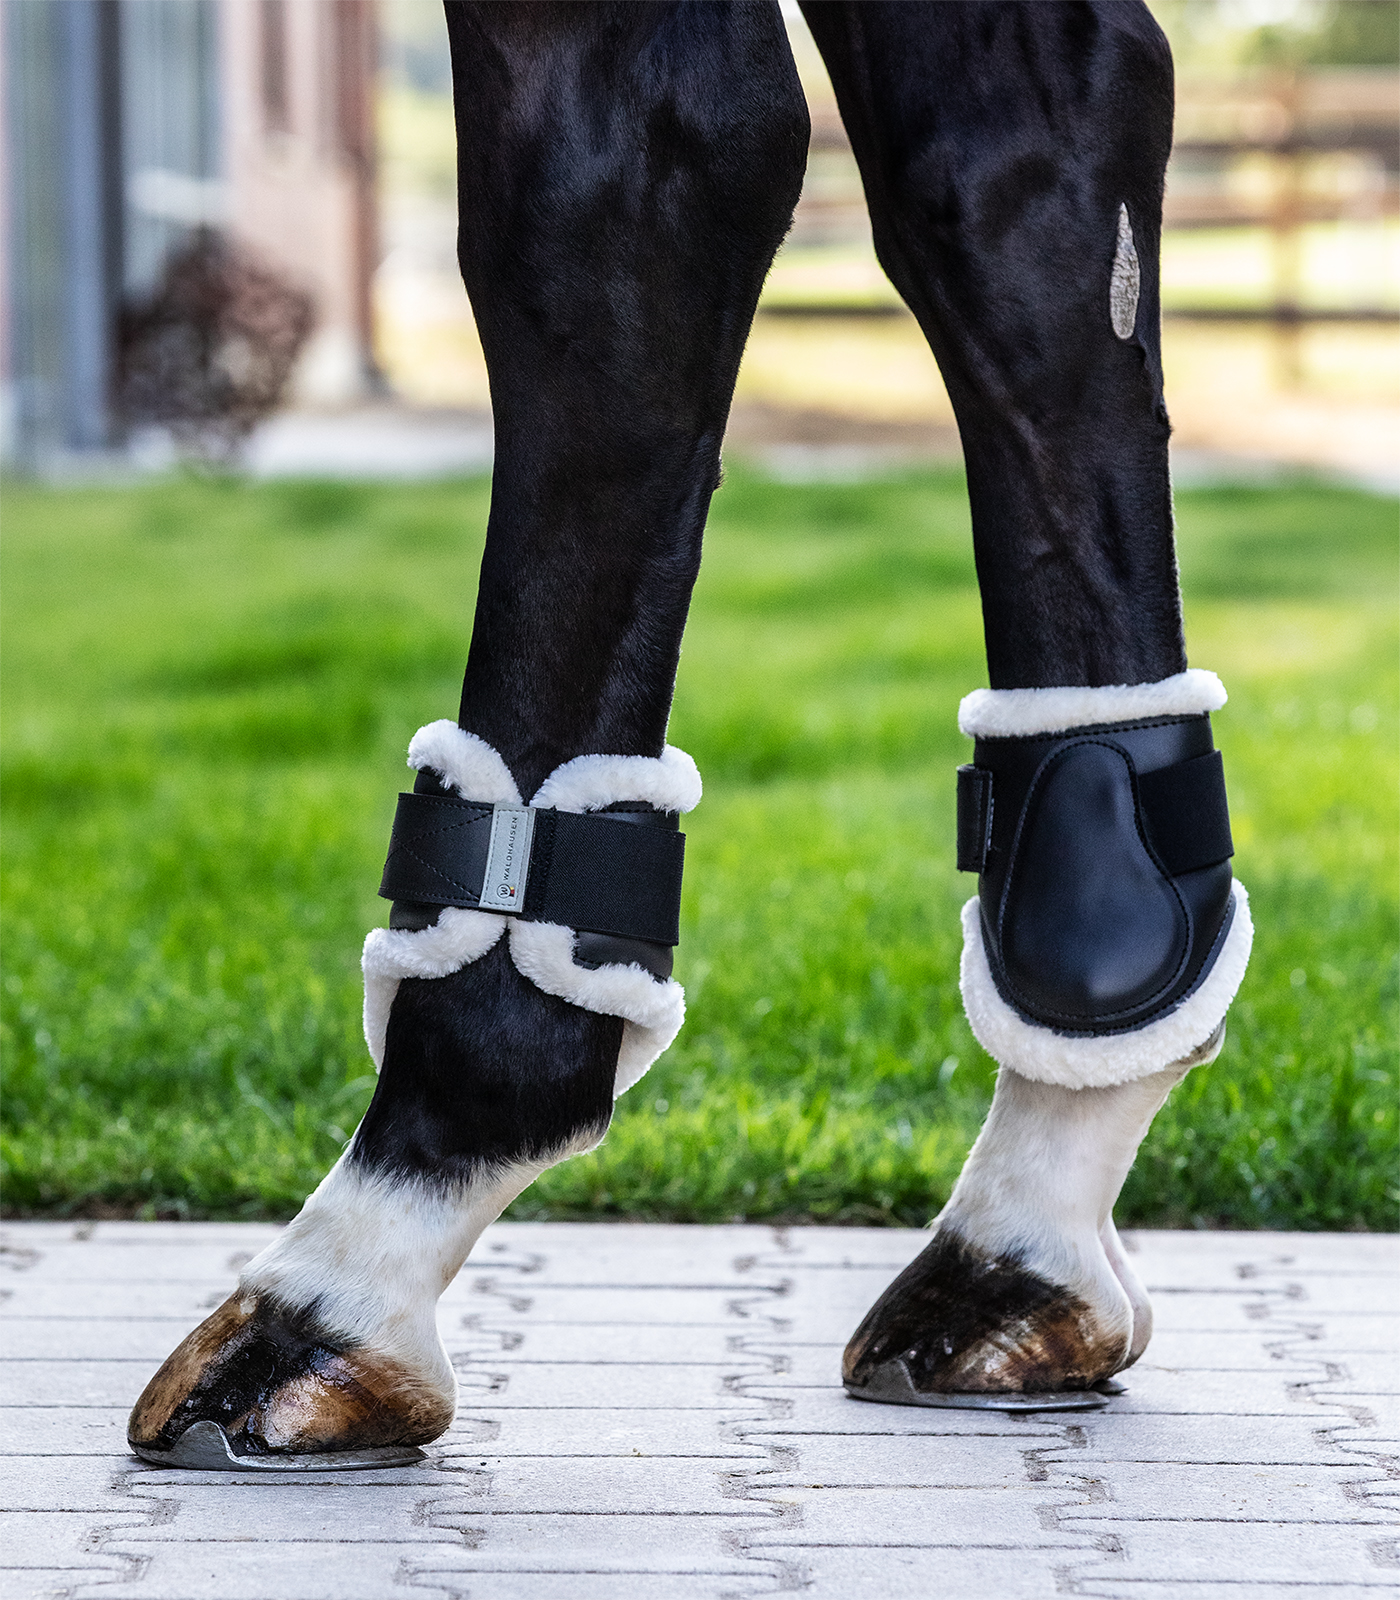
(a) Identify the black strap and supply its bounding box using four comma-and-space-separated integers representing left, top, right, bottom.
956, 764, 993, 873
378, 793, 494, 906
379, 791, 686, 946
956, 748, 1232, 879
1136, 748, 1234, 875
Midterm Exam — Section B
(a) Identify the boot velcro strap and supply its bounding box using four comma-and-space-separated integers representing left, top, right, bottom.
1136, 748, 1233, 875
956, 764, 994, 873
958, 745, 1232, 878
378, 791, 685, 947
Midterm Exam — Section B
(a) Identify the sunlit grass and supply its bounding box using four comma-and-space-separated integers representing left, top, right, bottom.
2, 468, 1395, 1226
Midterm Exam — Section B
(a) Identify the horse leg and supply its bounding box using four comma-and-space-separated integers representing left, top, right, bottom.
801, 0, 1251, 1399
128, 0, 807, 1465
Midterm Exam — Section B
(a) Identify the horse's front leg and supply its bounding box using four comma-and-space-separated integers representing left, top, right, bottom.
128, 0, 808, 1466
804, 0, 1252, 1402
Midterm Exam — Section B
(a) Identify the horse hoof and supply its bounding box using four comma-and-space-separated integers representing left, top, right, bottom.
127, 1293, 454, 1464
842, 1228, 1132, 1402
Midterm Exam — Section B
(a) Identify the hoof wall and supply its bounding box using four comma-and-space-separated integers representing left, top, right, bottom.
844, 1358, 1110, 1413
130, 1419, 427, 1472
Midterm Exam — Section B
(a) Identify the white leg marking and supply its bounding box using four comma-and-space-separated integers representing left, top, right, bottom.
937, 1059, 1195, 1350
239, 1142, 590, 1404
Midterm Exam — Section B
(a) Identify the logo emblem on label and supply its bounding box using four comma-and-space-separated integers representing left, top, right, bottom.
480, 805, 535, 914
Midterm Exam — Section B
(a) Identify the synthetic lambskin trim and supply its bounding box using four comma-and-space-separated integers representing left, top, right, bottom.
362, 907, 505, 1070
958, 669, 1227, 740
958, 881, 1253, 1089
407, 720, 521, 805
363, 727, 696, 1094
530, 746, 701, 815
507, 920, 685, 1097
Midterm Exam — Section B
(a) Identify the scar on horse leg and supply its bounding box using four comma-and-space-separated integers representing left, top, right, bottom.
129, 0, 807, 1467
803, 0, 1250, 1401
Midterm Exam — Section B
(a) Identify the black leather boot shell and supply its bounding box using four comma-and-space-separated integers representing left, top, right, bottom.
957, 713, 1235, 1037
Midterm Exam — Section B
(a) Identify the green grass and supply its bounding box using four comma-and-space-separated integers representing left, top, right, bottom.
2, 468, 1396, 1227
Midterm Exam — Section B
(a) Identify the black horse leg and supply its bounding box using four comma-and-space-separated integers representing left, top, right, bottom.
129, 1, 808, 1463
802, 1, 1250, 1401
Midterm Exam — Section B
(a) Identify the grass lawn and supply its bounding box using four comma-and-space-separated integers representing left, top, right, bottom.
2, 466, 1396, 1227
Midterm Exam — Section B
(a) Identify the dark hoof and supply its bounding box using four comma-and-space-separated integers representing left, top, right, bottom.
128, 1294, 453, 1461
844, 1357, 1108, 1412
843, 1230, 1130, 1400
130, 1419, 427, 1471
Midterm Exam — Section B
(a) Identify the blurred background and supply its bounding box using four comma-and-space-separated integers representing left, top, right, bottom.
3, 0, 1398, 480
2, 2, 1396, 1227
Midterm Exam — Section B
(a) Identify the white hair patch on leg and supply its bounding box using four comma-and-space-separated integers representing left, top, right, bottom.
1110, 203, 1140, 341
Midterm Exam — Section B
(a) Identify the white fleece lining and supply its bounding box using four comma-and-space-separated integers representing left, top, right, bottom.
407, 720, 522, 805
362, 908, 506, 1071
531, 746, 701, 816
958, 669, 1227, 740
958, 881, 1253, 1089
507, 920, 685, 1096
362, 727, 697, 1094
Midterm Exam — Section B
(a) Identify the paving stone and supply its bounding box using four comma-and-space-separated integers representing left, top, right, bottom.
2, 1222, 281, 1248
443, 1285, 783, 1324
444, 1454, 780, 1514
733, 1484, 1097, 1546
1, 1318, 214, 1362
115, 1482, 472, 1543
465, 1223, 781, 1284
1035, 1413, 1384, 1465
1254, 1279, 1400, 1317
444, 1321, 768, 1367
1145, 1328, 1393, 1371
1055, 1460, 1396, 1524
0, 1511, 148, 1566
404, 1575, 775, 1600
0, 1456, 152, 1513
406, 1512, 769, 1572
740, 1226, 927, 1269
1, 1246, 256, 1285
1070, 1585, 1395, 1600
737, 1390, 1076, 1440
1307, 1355, 1400, 1392
69, 1541, 478, 1600
1132, 1230, 1396, 1263
0, 1282, 235, 1322
738, 1543, 1101, 1600
747, 1431, 1061, 1488
0, 1361, 150, 1408
1, 1568, 141, 1600
453, 1360, 767, 1409
1057, 1519, 1398, 1584
435, 1407, 766, 1458
1309, 1396, 1400, 1431
1089, 1364, 1333, 1415
0, 1407, 131, 1455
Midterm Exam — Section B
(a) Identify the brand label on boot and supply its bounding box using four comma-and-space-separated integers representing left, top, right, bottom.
481, 805, 535, 913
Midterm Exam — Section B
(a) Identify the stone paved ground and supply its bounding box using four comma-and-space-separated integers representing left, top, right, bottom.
1, 1222, 1396, 1600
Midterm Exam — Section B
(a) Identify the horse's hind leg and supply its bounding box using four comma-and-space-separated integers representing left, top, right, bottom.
802, 0, 1251, 1401
128, 1, 808, 1466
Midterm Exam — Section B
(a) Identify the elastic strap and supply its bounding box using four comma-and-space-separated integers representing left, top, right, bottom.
379, 791, 686, 947
956, 746, 1232, 878
1136, 748, 1233, 876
